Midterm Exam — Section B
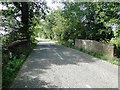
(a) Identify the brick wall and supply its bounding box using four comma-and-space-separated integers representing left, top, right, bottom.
75, 39, 114, 57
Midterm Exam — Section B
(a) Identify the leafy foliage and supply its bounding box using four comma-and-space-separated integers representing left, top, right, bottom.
38, 2, 120, 42
2, 43, 36, 88
37, 2, 120, 57
1, 2, 48, 88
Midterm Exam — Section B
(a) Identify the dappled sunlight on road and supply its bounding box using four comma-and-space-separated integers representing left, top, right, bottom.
11, 39, 118, 88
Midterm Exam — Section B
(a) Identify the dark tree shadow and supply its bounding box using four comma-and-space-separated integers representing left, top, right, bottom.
10, 39, 98, 88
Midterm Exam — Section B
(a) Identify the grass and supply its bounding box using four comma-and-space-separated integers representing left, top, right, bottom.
57, 41, 120, 65
2, 43, 36, 88
76, 47, 119, 65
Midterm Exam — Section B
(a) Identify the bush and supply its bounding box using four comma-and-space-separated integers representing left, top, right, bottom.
2, 42, 36, 88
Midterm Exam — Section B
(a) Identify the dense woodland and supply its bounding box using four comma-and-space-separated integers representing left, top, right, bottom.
0, 1, 120, 88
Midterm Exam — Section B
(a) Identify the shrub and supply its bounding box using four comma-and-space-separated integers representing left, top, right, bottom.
2, 42, 36, 88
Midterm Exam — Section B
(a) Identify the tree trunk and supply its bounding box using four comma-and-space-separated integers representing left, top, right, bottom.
21, 2, 30, 39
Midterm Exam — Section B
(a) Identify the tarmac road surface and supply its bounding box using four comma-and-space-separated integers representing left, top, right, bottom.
11, 39, 118, 88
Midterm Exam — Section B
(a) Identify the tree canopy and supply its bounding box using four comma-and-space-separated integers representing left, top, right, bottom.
38, 2, 120, 43
1, 1, 48, 46
1, 1, 120, 55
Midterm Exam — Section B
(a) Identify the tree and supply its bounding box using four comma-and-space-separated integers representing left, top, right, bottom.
1, 1, 48, 45
62, 2, 120, 42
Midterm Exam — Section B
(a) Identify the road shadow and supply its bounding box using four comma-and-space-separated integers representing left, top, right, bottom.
11, 39, 98, 88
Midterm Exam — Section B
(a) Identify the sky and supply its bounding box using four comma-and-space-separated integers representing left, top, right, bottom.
0, 1, 118, 35
0, 4, 7, 10
0, 0, 63, 10
46, 0, 64, 10
0, 1, 63, 35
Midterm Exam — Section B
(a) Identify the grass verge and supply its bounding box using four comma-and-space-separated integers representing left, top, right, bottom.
58, 41, 120, 65
75, 47, 119, 65
2, 43, 36, 88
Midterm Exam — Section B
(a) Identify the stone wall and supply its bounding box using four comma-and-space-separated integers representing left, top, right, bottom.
75, 39, 114, 57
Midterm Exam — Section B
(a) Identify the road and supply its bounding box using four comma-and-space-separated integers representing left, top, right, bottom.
11, 39, 118, 88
